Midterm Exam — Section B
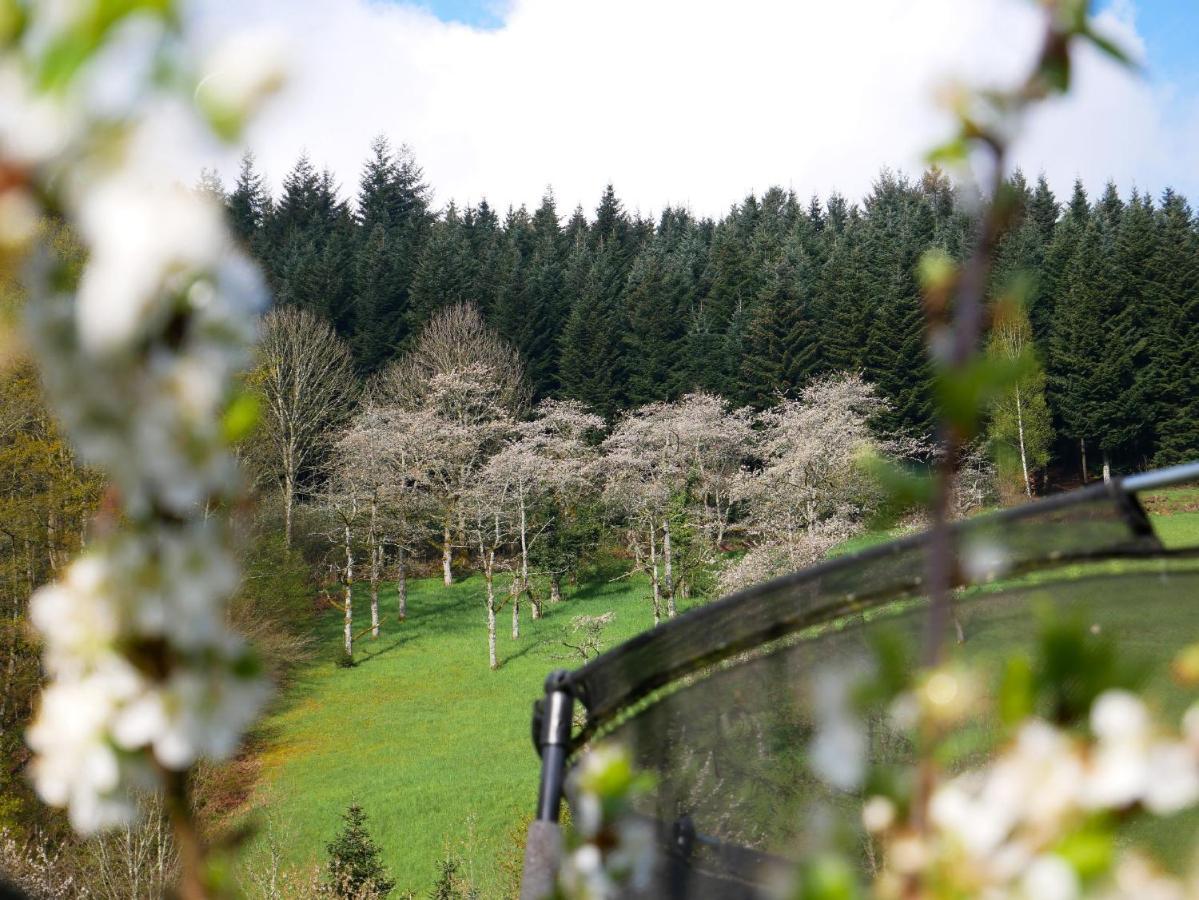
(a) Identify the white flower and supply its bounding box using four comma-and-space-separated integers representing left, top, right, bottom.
74, 177, 227, 355
0, 62, 76, 164
1142, 742, 1199, 815
1091, 691, 1150, 744
30, 557, 120, 676
26, 663, 148, 833
962, 537, 1009, 583
1021, 854, 1079, 900
862, 795, 896, 833
560, 844, 614, 900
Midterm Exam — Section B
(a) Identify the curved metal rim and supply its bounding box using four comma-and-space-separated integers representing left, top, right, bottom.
560, 463, 1199, 744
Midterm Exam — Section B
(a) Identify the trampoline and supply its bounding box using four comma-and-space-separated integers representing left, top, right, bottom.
519, 462, 1199, 899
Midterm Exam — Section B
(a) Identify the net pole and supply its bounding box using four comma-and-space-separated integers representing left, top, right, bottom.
521, 671, 573, 900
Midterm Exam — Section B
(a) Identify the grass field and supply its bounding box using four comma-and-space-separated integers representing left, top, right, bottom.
248, 488, 1199, 896
246, 561, 685, 896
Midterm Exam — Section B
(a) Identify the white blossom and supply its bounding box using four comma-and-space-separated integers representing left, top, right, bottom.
12, 4, 275, 835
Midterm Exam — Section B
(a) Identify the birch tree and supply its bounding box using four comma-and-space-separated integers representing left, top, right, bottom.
484, 399, 603, 619
254, 307, 358, 547
334, 405, 392, 639
464, 459, 517, 670
987, 306, 1053, 498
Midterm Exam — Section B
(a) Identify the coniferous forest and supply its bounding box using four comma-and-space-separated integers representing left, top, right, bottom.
224, 139, 1199, 481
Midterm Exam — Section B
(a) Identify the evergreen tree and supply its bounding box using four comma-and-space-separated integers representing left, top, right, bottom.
518, 192, 568, 397
323, 803, 395, 898
226, 151, 269, 248
623, 243, 688, 404
408, 203, 475, 333
739, 246, 822, 406
1146, 190, 1199, 464
352, 137, 431, 368
859, 173, 937, 437
559, 243, 626, 417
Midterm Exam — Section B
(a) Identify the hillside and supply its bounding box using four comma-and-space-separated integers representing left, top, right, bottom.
245, 490, 1199, 896
246, 564, 676, 896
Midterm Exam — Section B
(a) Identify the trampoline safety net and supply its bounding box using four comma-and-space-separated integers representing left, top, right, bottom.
532, 474, 1199, 898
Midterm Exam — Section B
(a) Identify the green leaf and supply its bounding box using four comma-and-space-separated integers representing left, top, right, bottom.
794, 854, 861, 900
1084, 28, 1135, 69
0, 0, 26, 46
222, 390, 260, 443
1055, 824, 1114, 879
999, 653, 1034, 727
926, 135, 968, 167
935, 354, 1033, 436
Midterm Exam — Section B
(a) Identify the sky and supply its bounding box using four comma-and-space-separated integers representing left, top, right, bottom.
190, 0, 1199, 219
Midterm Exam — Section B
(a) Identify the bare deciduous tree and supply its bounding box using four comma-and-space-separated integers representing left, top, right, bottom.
253, 307, 358, 547
376, 305, 526, 587
725, 373, 915, 590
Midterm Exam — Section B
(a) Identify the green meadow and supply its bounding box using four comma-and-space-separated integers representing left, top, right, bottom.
248, 489, 1199, 896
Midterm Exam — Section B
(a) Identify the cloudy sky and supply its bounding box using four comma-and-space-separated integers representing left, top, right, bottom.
191, 0, 1199, 219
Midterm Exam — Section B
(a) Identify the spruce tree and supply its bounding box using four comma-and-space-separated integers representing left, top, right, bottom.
408, 203, 475, 334
226, 151, 269, 248
323, 803, 395, 898
1146, 190, 1199, 464
623, 244, 688, 404
558, 243, 626, 417
739, 247, 822, 407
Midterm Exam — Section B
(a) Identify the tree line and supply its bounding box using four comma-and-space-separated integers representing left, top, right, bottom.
223, 139, 1199, 481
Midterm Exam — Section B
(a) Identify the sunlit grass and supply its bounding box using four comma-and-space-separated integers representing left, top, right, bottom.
248, 561, 667, 895
250, 487, 1199, 895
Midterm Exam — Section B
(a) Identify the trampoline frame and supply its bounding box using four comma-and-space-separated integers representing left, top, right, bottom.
519, 461, 1199, 899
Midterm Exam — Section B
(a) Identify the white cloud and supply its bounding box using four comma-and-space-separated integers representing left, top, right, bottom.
188, 0, 1199, 217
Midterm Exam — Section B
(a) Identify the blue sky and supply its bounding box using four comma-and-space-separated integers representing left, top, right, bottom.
1125, 0, 1199, 88
408, 0, 505, 29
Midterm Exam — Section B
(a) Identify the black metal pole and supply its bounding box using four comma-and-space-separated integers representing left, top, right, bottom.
535, 669, 574, 821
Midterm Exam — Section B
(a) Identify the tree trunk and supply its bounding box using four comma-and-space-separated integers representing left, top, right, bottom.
1080, 437, 1088, 484
283, 468, 295, 549
1102, 450, 1111, 484
550, 572, 563, 604
511, 582, 520, 640
342, 519, 353, 661
396, 544, 407, 621
648, 523, 661, 627
486, 569, 498, 671
520, 490, 540, 620
369, 496, 380, 639
662, 518, 676, 618
442, 519, 453, 586
1016, 384, 1032, 498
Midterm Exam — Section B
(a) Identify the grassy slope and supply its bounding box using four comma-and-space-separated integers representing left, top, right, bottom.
251, 491, 1199, 896
250, 564, 674, 896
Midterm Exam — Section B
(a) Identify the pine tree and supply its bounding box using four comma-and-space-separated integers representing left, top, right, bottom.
408, 203, 475, 334
558, 242, 626, 417
519, 192, 568, 397
323, 803, 395, 898
623, 243, 688, 404
1146, 190, 1199, 464
739, 245, 822, 406
348, 137, 432, 368
859, 173, 937, 438
226, 151, 269, 248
